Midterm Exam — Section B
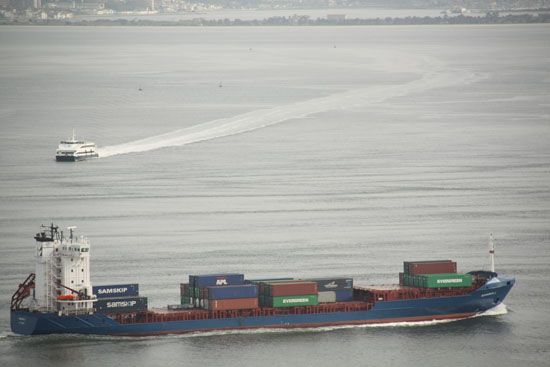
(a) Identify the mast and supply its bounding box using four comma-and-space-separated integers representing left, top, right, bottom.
72, 129, 75, 141
489, 233, 495, 273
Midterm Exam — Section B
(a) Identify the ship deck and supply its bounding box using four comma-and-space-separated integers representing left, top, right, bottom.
113, 283, 484, 326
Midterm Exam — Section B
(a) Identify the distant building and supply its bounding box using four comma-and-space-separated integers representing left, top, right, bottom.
327, 14, 345, 21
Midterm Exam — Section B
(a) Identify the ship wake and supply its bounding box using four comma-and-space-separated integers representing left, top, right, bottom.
98, 54, 482, 158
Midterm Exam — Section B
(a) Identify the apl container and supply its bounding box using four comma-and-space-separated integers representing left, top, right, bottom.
93, 284, 139, 299
265, 282, 318, 297
317, 291, 336, 303
268, 294, 318, 308
208, 297, 258, 311
207, 284, 258, 300
191, 273, 245, 287
306, 278, 353, 292
95, 296, 147, 313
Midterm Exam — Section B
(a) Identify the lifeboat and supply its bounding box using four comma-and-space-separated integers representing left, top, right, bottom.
57, 294, 76, 301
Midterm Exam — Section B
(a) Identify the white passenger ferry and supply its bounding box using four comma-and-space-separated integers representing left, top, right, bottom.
55, 131, 98, 162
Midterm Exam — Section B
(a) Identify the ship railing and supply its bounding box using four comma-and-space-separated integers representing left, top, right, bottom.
113, 301, 373, 325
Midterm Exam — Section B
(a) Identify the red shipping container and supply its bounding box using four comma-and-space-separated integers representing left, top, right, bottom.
208, 297, 258, 311
269, 282, 318, 297
407, 262, 457, 275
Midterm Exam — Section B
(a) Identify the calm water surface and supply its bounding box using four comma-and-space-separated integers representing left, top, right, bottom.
0, 25, 549, 366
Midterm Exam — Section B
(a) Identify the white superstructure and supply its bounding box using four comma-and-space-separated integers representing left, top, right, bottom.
55, 130, 98, 161
32, 224, 95, 315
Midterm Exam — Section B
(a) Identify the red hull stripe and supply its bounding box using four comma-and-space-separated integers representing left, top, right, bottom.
112, 312, 478, 337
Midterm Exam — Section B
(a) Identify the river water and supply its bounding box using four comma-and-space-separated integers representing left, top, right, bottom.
0, 24, 549, 366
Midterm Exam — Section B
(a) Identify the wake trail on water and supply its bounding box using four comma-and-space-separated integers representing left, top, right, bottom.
98, 56, 481, 158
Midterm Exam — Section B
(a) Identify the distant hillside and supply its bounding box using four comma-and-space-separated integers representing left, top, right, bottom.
184, 0, 550, 10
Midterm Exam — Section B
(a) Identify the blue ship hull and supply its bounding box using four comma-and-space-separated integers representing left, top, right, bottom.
10, 276, 514, 336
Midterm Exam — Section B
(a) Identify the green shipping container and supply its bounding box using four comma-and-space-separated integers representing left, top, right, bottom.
419, 273, 473, 288
269, 294, 318, 308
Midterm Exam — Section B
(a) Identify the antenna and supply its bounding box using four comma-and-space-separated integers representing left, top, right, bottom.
67, 226, 77, 242
72, 129, 75, 141
489, 233, 495, 273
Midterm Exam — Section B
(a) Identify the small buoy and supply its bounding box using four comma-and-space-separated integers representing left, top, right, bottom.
219, 82, 223, 88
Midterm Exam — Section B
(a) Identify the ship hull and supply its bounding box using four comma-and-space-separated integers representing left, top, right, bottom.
11, 276, 514, 336
55, 153, 99, 162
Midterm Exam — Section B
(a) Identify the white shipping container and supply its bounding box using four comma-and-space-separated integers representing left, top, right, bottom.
317, 291, 336, 303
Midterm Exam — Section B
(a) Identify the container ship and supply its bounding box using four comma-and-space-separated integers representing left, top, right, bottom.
10, 224, 515, 336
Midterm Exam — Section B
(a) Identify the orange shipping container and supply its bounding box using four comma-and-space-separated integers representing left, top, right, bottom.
208, 297, 258, 311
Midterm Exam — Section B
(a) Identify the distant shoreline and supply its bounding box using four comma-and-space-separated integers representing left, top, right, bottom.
1, 13, 549, 26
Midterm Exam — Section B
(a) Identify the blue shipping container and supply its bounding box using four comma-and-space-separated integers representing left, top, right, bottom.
95, 296, 147, 313
246, 278, 293, 284
208, 284, 258, 300
307, 277, 353, 292
93, 284, 139, 299
192, 273, 244, 287
335, 289, 353, 302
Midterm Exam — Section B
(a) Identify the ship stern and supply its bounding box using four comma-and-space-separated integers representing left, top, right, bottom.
10, 310, 39, 335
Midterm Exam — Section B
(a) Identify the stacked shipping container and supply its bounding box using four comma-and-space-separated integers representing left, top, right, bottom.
188, 273, 245, 308
404, 260, 457, 275
92, 284, 147, 313
306, 277, 354, 303
203, 284, 259, 311
186, 273, 261, 311
181, 276, 356, 309
180, 283, 190, 305
259, 281, 319, 307
401, 260, 473, 289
